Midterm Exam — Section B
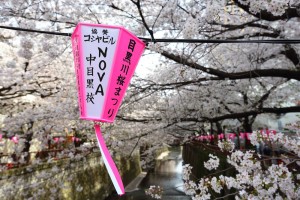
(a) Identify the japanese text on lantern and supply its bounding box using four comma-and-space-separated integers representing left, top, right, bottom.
107, 39, 136, 118
84, 28, 116, 104
72, 37, 84, 116
81, 26, 119, 119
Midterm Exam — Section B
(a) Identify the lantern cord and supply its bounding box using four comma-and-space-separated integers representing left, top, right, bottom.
1, 25, 300, 44
139, 38, 300, 44
0, 25, 72, 37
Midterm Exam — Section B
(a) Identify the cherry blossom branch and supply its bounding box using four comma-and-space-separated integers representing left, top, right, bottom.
233, 0, 300, 21
132, 0, 155, 42
160, 50, 300, 81
116, 106, 300, 125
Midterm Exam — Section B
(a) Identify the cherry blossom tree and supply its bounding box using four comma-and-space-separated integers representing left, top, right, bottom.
0, 0, 299, 146
109, 0, 300, 135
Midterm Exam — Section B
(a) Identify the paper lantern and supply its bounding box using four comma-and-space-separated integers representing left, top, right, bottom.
71, 22, 145, 196
53, 137, 60, 143
239, 133, 246, 139
218, 133, 224, 140
245, 132, 251, 140
11, 136, 18, 144
229, 133, 236, 140
71, 22, 145, 122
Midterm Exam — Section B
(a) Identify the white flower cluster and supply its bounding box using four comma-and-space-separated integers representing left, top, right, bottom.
147, 43, 163, 53
217, 139, 235, 152
182, 164, 193, 181
145, 185, 163, 199
210, 177, 222, 193
182, 165, 216, 200
182, 16, 201, 39
203, 154, 220, 171
182, 130, 300, 199
238, 0, 289, 16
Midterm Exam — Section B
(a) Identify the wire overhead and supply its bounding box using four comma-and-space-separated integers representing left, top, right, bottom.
1, 25, 300, 44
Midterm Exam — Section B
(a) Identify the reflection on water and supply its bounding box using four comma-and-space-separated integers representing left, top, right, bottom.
155, 159, 177, 173
106, 146, 191, 200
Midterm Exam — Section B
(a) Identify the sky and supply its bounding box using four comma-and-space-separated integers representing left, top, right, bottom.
134, 50, 159, 78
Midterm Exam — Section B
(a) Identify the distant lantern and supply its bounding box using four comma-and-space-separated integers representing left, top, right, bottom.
11, 135, 18, 144
71, 23, 145, 195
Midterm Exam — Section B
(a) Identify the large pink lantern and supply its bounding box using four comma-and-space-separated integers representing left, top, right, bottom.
71, 23, 145, 195
72, 22, 145, 122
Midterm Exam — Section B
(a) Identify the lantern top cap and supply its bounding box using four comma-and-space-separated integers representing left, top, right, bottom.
72, 22, 145, 46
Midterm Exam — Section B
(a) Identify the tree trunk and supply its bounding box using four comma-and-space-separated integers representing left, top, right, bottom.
216, 122, 223, 134
242, 117, 253, 132
210, 121, 213, 135
22, 121, 34, 163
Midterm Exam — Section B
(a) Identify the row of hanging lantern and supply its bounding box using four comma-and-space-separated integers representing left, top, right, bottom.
193, 130, 277, 142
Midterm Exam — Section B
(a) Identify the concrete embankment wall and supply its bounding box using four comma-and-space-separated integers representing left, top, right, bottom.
0, 151, 141, 200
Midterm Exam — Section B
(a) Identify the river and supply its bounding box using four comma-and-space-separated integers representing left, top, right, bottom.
106, 146, 191, 200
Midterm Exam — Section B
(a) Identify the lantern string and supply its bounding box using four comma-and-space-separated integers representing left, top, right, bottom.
0, 25, 72, 36
1, 25, 300, 44
94, 122, 125, 196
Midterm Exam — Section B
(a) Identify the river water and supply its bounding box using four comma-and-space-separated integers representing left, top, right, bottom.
106, 146, 191, 200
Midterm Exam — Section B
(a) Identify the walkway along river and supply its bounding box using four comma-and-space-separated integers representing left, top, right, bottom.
106, 146, 191, 200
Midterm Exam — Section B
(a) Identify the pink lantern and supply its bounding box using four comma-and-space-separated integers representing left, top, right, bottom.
53, 137, 60, 143
198, 136, 203, 141
218, 133, 224, 140
71, 23, 145, 196
11, 136, 18, 144
207, 135, 212, 140
229, 133, 236, 140
239, 133, 245, 139
245, 132, 251, 140
72, 137, 81, 142
71, 22, 145, 122
225, 133, 231, 140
